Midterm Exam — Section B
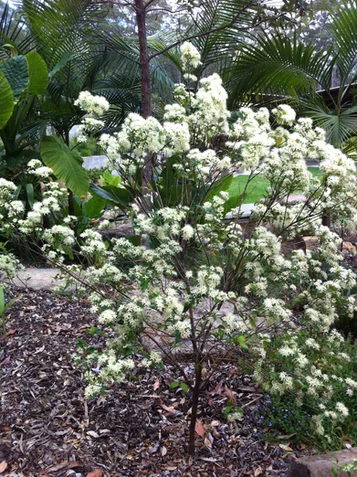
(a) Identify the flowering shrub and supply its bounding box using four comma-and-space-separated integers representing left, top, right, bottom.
255, 329, 357, 448
2, 43, 357, 453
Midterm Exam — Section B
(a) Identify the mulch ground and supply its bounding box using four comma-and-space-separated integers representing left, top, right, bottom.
0, 286, 310, 477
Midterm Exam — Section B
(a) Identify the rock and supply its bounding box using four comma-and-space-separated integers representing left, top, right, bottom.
342, 241, 356, 255
285, 194, 307, 205
288, 448, 357, 476
10, 268, 75, 291
281, 235, 307, 255
303, 236, 320, 252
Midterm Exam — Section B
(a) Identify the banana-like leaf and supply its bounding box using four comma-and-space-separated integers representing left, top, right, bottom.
224, 194, 245, 215
26, 51, 49, 95
204, 174, 233, 202
40, 136, 89, 197
0, 55, 29, 100
90, 183, 132, 208
0, 70, 14, 129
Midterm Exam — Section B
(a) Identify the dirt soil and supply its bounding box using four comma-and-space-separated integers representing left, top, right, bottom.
0, 286, 309, 477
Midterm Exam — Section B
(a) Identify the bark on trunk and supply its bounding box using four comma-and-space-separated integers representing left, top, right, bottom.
188, 361, 202, 455
135, 0, 152, 119
135, 0, 153, 205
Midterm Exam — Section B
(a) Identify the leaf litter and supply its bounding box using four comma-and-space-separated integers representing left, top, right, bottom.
0, 286, 312, 476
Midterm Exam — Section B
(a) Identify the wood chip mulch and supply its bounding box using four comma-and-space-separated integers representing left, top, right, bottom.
0, 286, 309, 477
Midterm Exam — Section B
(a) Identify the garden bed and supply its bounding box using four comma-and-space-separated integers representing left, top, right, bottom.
0, 286, 310, 477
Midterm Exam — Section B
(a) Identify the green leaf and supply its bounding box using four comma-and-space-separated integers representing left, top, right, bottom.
180, 383, 189, 394
236, 335, 248, 350
48, 52, 74, 78
26, 183, 34, 208
83, 196, 106, 219
169, 381, 180, 391
102, 170, 122, 187
62, 246, 74, 260
4, 298, 15, 312
0, 71, 14, 129
26, 51, 49, 95
90, 183, 132, 208
87, 326, 105, 336
331, 465, 338, 477
204, 174, 233, 203
40, 136, 89, 197
0, 287, 4, 315
0, 56, 29, 100
224, 193, 245, 215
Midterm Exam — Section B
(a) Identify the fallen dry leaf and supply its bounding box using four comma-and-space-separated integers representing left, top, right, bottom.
0, 357, 10, 366
161, 404, 177, 415
86, 470, 103, 477
0, 461, 7, 473
47, 462, 70, 472
279, 444, 293, 452
204, 437, 212, 448
254, 466, 263, 476
153, 378, 160, 391
195, 420, 205, 437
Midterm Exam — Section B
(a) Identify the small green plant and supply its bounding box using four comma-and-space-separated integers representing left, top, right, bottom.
170, 380, 189, 394
0, 286, 15, 338
87, 167, 107, 183
223, 400, 244, 422
332, 457, 357, 476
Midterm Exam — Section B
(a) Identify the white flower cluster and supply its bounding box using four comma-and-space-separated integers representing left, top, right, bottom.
75, 91, 110, 117
75, 91, 110, 141
253, 327, 357, 438
27, 159, 53, 179
272, 104, 296, 126
180, 41, 201, 70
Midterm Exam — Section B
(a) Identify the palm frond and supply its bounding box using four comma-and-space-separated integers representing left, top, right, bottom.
329, 0, 357, 85
0, 2, 33, 59
226, 33, 333, 109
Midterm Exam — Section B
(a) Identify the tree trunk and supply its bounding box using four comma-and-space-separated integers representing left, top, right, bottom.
135, 0, 153, 206
135, 0, 152, 119
188, 360, 203, 455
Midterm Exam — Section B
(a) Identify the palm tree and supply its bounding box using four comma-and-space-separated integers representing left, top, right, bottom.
22, 0, 142, 142
99, 0, 291, 118
226, 0, 357, 148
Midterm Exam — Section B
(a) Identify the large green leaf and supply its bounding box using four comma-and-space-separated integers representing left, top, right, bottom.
90, 183, 132, 208
0, 56, 29, 100
83, 195, 106, 218
0, 71, 14, 129
26, 51, 49, 95
224, 194, 245, 215
203, 174, 234, 202
40, 136, 89, 197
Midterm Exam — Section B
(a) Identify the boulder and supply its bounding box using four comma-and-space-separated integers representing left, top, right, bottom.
285, 194, 307, 205
342, 241, 356, 255
289, 448, 357, 477
281, 235, 307, 255
303, 236, 320, 252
